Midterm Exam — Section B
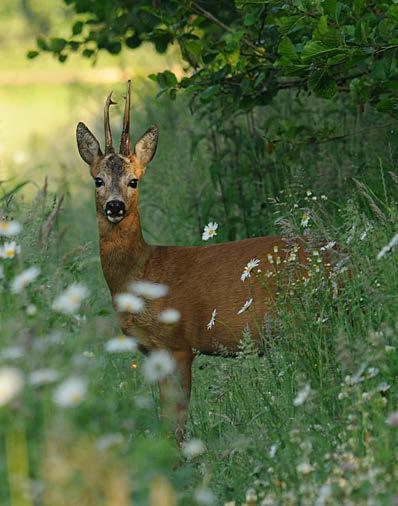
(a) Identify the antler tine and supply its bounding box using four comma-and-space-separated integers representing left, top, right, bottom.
119, 80, 132, 156
104, 91, 116, 154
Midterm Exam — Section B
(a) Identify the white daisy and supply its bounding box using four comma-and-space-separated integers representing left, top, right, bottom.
181, 438, 206, 458
52, 283, 89, 314
114, 293, 144, 313
0, 241, 21, 259
0, 366, 24, 406
321, 241, 336, 251
296, 462, 314, 475
0, 346, 24, 360
300, 212, 310, 227
53, 376, 87, 407
0, 220, 22, 237
237, 297, 253, 315
26, 304, 37, 316
10, 266, 40, 293
158, 308, 181, 324
240, 258, 260, 281
202, 221, 218, 241
194, 488, 215, 505
293, 384, 311, 406
105, 336, 138, 353
207, 308, 217, 330
142, 350, 175, 383
29, 368, 59, 386
129, 280, 169, 299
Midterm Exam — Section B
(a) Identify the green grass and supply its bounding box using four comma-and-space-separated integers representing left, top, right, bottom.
1, 89, 398, 505
1, 4, 398, 505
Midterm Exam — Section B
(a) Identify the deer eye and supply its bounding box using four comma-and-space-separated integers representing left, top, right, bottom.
128, 179, 138, 188
95, 178, 104, 188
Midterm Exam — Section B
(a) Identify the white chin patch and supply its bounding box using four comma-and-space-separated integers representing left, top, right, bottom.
106, 215, 124, 224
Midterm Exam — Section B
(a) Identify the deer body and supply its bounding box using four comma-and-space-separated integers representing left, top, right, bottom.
76, 82, 308, 442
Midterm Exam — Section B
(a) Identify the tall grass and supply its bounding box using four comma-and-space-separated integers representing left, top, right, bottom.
1, 81, 398, 505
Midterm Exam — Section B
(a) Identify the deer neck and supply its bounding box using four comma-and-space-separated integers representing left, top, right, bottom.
97, 207, 151, 295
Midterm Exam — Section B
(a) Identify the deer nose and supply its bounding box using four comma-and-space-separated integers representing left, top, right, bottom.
105, 200, 126, 217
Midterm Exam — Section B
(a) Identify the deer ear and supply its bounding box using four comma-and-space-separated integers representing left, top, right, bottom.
76, 122, 102, 165
134, 125, 159, 167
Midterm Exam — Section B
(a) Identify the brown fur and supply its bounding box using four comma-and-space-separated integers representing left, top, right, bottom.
76, 90, 311, 443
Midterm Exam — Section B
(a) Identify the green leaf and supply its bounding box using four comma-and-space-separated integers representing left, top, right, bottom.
278, 36, 299, 62
387, 5, 398, 23
200, 85, 221, 103
322, 0, 337, 17
36, 36, 48, 51
82, 48, 94, 58
301, 41, 331, 62
72, 21, 84, 35
26, 50, 39, 59
49, 38, 67, 52
126, 34, 141, 49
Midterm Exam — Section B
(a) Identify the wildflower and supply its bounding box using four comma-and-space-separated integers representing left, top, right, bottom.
181, 438, 206, 458
130, 280, 168, 299
300, 212, 310, 227
0, 346, 24, 360
296, 462, 314, 475
246, 489, 257, 504
142, 350, 175, 383
267, 254, 274, 264
29, 368, 59, 386
269, 444, 278, 458
240, 258, 260, 281
202, 221, 218, 241
207, 308, 217, 330
386, 411, 398, 427
0, 220, 22, 237
114, 293, 144, 313
158, 308, 181, 324
53, 376, 87, 407
194, 488, 215, 505
11, 266, 40, 293
0, 241, 20, 259
293, 384, 311, 406
52, 283, 89, 314
105, 336, 137, 353
367, 366, 379, 378
237, 298, 253, 315
321, 241, 336, 251
96, 433, 124, 451
26, 304, 37, 316
0, 366, 24, 406
316, 483, 332, 506
377, 233, 398, 259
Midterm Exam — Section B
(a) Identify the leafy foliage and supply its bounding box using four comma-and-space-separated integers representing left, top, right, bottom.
33, 0, 398, 115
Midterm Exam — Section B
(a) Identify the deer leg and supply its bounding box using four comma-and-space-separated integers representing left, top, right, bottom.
158, 349, 193, 445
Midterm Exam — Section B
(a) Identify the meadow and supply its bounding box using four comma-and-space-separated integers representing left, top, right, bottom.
1, 2, 398, 506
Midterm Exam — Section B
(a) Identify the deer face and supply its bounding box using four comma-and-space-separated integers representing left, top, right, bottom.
76, 82, 158, 224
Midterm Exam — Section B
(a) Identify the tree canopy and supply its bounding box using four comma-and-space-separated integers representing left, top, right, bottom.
29, 0, 398, 116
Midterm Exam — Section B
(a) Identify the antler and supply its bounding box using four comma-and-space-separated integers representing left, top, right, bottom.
119, 80, 132, 156
104, 91, 116, 154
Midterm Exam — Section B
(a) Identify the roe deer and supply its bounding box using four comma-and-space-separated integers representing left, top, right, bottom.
76, 81, 322, 442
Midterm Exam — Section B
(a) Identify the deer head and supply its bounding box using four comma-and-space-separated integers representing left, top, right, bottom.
76, 81, 159, 224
